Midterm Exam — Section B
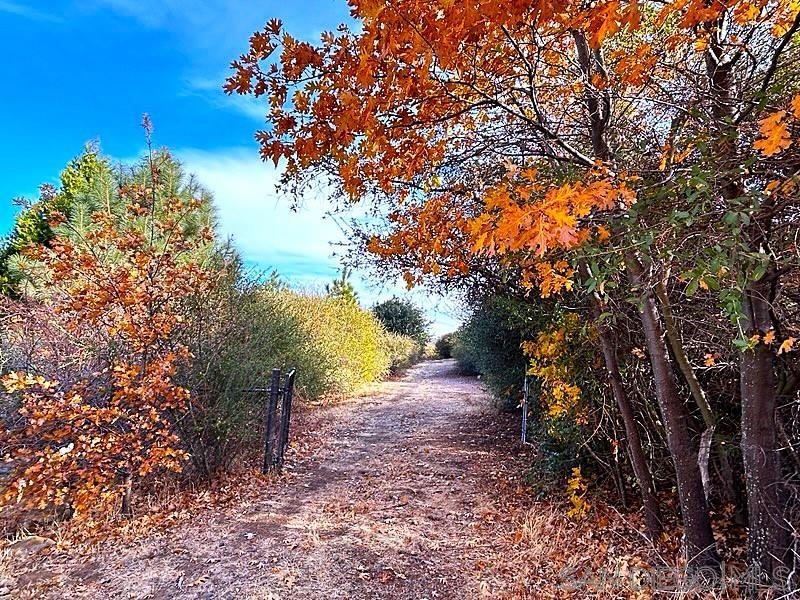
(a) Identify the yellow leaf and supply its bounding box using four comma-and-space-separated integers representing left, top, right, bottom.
733, 2, 760, 24
773, 22, 791, 37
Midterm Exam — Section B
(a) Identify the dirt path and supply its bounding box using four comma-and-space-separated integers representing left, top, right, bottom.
7, 360, 531, 599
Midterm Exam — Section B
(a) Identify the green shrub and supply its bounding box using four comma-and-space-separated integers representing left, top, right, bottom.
176, 262, 394, 477
177, 263, 319, 477
434, 332, 457, 358
382, 331, 422, 373
372, 297, 430, 348
325, 267, 359, 305
453, 295, 614, 490
451, 298, 530, 409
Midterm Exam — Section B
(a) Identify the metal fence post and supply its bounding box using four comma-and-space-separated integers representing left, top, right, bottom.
274, 369, 296, 469
521, 376, 527, 444
263, 368, 282, 473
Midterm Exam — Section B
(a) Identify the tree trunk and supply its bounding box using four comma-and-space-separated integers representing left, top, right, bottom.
704, 24, 790, 579
590, 296, 663, 539
740, 277, 790, 581
572, 27, 710, 557
121, 471, 133, 518
654, 279, 743, 517
627, 256, 719, 568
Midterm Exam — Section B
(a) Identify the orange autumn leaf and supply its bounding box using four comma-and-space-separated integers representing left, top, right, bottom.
588, 1, 623, 48
765, 179, 782, 192
778, 337, 796, 355
621, 0, 641, 29
754, 110, 791, 156
792, 94, 800, 119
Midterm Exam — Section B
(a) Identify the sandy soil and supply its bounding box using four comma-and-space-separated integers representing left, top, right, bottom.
5, 359, 533, 599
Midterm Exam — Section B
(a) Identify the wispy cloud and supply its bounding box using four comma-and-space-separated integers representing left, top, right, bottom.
88, 1, 316, 125
183, 74, 267, 122
176, 146, 348, 275
175, 147, 462, 335
88, 1, 352, 77
90, 0, 345, 42
0, 1, 62, 22
88, 1, 276, 52
88, 0, 203, 29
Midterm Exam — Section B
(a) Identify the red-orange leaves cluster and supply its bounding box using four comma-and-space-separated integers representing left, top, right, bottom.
754, 94, 800, 156
228, 0, 799, 303
609, 43, 657, 88
367, 195, 473, 288
1, 186, 213, 519
363, 176, 629, 295
470, 178, 628, 257
467, 177, 631, 294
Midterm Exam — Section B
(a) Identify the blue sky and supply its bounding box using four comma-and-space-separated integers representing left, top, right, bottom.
0, 0, 461, 335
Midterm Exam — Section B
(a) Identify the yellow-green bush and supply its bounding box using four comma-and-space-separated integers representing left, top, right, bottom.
282, 291, 391, 396
176, 283, 400, 476
382, 331, 422, 374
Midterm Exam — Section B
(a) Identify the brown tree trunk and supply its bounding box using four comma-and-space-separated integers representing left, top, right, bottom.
654, 279, 743, 517
740, 277, 790, 581
572, 28, 708, 557
627, 256, 719, 568
703, 24, 791, 579
121, 471, 133, 518
590, 296, 663, 540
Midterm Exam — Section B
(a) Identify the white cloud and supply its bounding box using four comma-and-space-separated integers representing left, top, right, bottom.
176, 147, 462, 337
183, 74, 267, 122
176, 147, 341, 269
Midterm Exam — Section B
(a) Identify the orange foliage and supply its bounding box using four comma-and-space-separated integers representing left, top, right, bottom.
1, 187, 213, 518
754, 95, 800, 156
228, 0, 799, 298
754, 110, 792, 156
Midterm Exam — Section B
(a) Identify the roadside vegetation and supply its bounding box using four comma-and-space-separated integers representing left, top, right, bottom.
0, 138, 423, 534
229, 1, 800, 593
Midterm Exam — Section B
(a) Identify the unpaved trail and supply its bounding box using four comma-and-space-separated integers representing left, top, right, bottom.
7, 360, 531, 599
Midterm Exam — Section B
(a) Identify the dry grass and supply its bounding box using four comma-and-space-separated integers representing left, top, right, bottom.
485, 499, 787, 600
